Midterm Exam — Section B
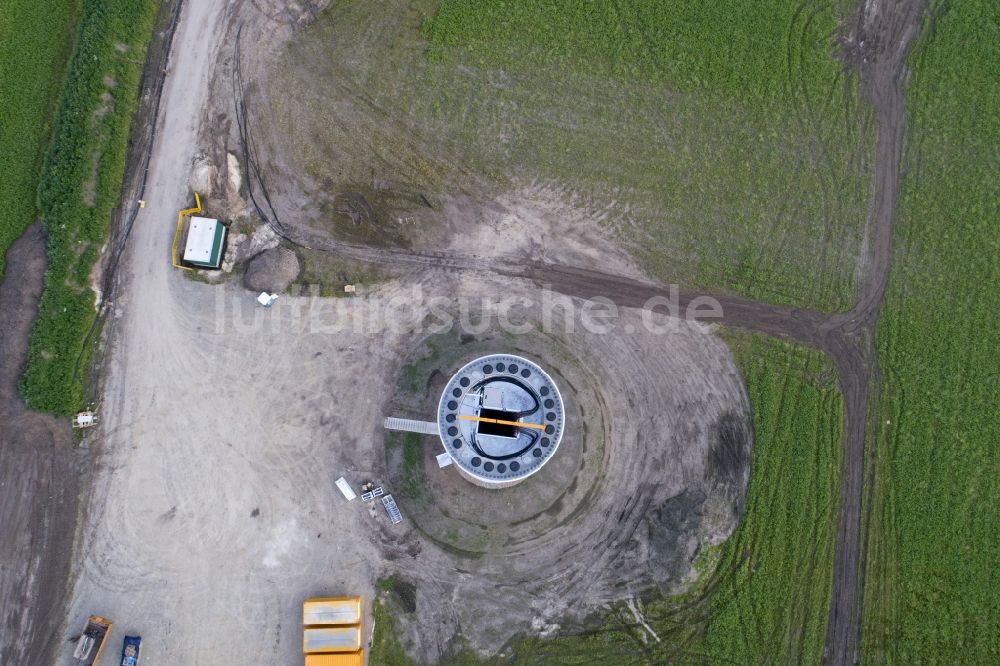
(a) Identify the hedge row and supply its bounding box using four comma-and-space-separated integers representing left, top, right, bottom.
21, 0, 157, 414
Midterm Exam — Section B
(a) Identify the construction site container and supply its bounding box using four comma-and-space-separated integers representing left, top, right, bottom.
303, 626, 362, 653
72, 616, 113, 665
304, 652, 364, 666
303, 597, 362, 626
183, 216, 227, 268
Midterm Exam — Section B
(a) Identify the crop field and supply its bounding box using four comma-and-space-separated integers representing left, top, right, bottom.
681, 333, 841, 662
373, 333, 842, 663
0, 1, 79, 278
862, 1, 1000, 661
269, 0, 870, 311
19, 0, 158, 414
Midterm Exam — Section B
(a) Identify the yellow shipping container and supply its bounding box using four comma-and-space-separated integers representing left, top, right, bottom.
303, 626, 362, 654
304, 651, 364, 666
303, 597, 362, 627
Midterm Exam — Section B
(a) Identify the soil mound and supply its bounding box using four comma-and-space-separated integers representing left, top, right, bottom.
243, 247, 299, 293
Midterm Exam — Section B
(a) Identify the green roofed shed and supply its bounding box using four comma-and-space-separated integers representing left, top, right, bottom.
183, 216, 227, 268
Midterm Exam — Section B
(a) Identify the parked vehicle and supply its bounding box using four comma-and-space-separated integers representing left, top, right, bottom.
120, 635, 142, 666
72, 616, 112, 666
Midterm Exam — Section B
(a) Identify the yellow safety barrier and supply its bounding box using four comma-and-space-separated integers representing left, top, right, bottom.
172, 192, 202, 271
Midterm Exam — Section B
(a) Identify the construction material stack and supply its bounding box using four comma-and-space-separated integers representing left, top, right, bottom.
302, 596, 364, 666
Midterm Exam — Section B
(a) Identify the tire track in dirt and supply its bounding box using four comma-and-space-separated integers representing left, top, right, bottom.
821, 1, 926, 662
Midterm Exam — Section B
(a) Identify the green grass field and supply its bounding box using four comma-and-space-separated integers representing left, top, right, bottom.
19, 0, 158, 414
690, 333, 841, 662
0, 1, 79, 278
862, 1, 1000, 661
373, 333, 843, 663
273, 0, 870, 311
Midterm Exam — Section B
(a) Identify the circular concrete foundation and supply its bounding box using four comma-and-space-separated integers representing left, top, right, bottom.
437, 354, 565, 488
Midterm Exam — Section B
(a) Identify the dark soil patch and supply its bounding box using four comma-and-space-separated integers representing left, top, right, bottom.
706, 411, 752, 491
315, 184, 428, 248
391, 578, 418, 614
0, 223, 80, 665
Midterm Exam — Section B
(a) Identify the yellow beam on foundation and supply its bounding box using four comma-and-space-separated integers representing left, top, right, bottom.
458, 414, 545, 431
172, 192, 202, 271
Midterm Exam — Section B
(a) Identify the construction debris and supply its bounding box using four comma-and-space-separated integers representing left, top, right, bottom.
360, 487, 384, 502
72, 412, 97, 429
335, 477, 357, 501
382, 494, 403, 525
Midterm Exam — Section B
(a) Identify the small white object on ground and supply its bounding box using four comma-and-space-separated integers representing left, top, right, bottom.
335, 477, 357, 501
256, 292, 279, 307
72, 412, 97, 428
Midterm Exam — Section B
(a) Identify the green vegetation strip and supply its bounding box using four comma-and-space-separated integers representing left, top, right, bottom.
424, 1, 836, 98
862, 2, 1000, 661
0, 0, 79, 278
371, 592, 480, 665
20, 0, 158, 414
373, 333, 842, 663
695, 333, 841, 662
370, 599, 415, 666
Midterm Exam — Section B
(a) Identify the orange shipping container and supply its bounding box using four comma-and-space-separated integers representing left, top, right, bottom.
304, 651, 364, 666
303, 597, 362, 627
303, 626, 362, 654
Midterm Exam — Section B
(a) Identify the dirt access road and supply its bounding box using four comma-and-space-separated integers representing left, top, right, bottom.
50, 0, 922, 665
56, 1, 375, 663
